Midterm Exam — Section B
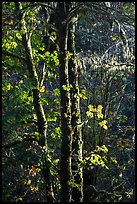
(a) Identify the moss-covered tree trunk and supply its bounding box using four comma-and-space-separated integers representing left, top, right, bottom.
23, 37, 48, 145
68, 18, 83, 202
55, 2, 73, 202
15, 2, 54, 202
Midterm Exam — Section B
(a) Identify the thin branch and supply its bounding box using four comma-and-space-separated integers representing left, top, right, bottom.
40, 62, 46, 87
2, 49, 26, 62
67, 3, 84, 19
2, 137, 37, 149
20, 2, 59, 18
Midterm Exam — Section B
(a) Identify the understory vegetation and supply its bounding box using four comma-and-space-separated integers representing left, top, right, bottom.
2, 2, 135, 202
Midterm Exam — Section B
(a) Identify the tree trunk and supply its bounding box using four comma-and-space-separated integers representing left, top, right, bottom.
23, 37, 48, 146
56, 3, 73, 202
15, 2, 47, 145
15, 2, 54, 202
68, 18, 83, 202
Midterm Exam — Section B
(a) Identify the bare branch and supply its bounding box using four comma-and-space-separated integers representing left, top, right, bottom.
2, 49, 26, 62
2, 137, 37, 149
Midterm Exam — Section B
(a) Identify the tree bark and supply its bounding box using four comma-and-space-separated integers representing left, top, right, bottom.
55, 3, 73, 202
68, 17, 83, 202
15, 2, 54, 202
15, 2, 47, 145
23, 37, 48, 146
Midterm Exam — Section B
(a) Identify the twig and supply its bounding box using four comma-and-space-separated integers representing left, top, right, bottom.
2, 50, 26, 62
2, 137, 37, 149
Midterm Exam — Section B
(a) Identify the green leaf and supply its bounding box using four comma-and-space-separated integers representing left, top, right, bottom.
34, 132, 40, 140
45, 51, 50, 57
66, 51, 73, 60
67, 180, 81, 189
53, 88, 60, 96
88, 104, 94, 111
55, 127, 61, 134
27, 179, 32, 185
62, 85, 72, 91
54, 98, 60, 105
16, 32, 22, 40
110, 156, 117, 164
119, 115, 128, 123
122, 77, 127, 81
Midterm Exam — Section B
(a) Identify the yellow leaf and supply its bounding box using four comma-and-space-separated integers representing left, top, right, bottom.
69, 84, 73, 88
53, 159, 60, 165
97, 105, 103, 111
111, 35, 117, 41
43, 145, 48, 152
16, 197, 23, 202
38, 86, 45, 92
99, 120, 108, 130
97, 112, 104, 119
103, 125, 108, 130
7, 83, 13, 91
120, 72, 124, 76
30, 186, 38, 192
67, 51, 73, 59
91, 108, 97, 113
99, 120, 107, 127
29, 166, 40, 176
86, 111, 93, 118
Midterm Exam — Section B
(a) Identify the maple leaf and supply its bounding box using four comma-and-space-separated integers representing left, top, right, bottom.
29, 166, 40, 176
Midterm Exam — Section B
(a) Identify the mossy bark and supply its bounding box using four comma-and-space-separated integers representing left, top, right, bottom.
15, 2, 47, 144
15, 2, 53, 202
68, 19, 83, 202
56, 3, 73, 202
